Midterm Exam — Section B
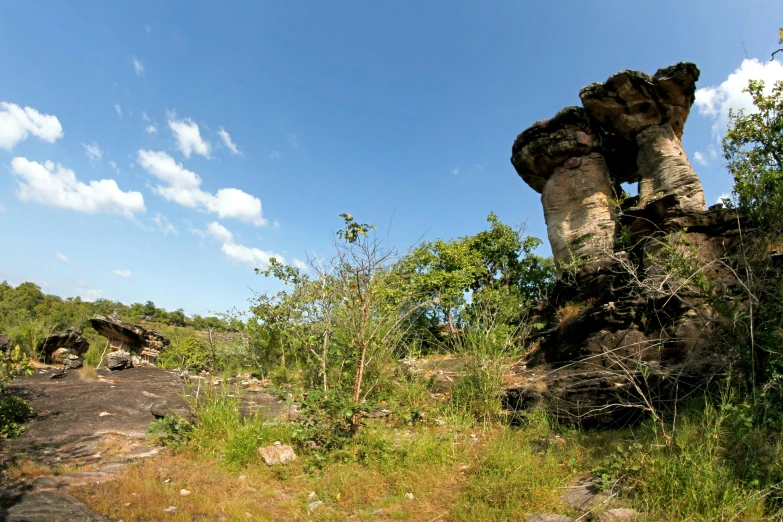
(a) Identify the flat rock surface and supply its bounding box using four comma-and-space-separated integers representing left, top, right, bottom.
0, 365, 294, 521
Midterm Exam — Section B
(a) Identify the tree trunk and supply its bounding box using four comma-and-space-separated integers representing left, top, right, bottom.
352, 341, 367, 403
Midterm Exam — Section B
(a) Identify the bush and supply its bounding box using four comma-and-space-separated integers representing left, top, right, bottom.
0, 346, 35, 438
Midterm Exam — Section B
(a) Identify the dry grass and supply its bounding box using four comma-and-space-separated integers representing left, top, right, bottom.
78, 366, 99, 381
556, 299, 595, 333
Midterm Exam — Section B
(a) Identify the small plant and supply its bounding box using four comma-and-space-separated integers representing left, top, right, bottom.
147, 415, 194, 449
0, 346, 35, 438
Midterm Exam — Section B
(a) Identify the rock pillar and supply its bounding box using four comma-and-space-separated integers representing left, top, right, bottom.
511, 107, 617, 277
580, 63, 706, 212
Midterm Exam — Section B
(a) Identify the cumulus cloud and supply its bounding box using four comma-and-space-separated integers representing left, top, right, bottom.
132, 57, 145, 76
451, 167, 459, 176
113, 269, 133, 278
218, 127, 241, 155
11, 157, 145, 217
142, 111, 150, 122
693, 151, 708, 166
137, 150, 266, 225
79, 287, 102, 302
0, 102, 64, 150
145, 125, 157, 134
114, 104, 122, 118
221, 242, 284, 271
168, 112, 211, 158
83, 142, 102, 161
152, 213, 177, 235
207, 221, 234, 243
288, 134, 298, 147
292, 258, 308, 271
55, 252, 73, 265
695, 58, 783, 142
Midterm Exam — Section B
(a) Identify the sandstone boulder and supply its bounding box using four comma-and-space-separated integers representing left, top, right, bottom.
103, 350, 132, 371
258, 442, 296, 466
63, 355, 83, 369
597, 509, 640, 522
40, 329, 90, 362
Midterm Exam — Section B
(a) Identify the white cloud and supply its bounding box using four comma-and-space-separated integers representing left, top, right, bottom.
83, 142, 102, 161
221, 241, 284, 271
269, 150, 280, 159
716, 192, 733, 205
114, 104, 123, 118
137, 150, 266, 225
145, 125, 157, 134
113, 269, 133, 278
695, 58, 783, 142
288, 134, 298, 147
142, 110, 150, 122
207, 221, 233, 243
292, 258, 308, 271
0, 102, 64, 150
79, 287, 103, 302
218, 127, 241, 155
152, 213, 177, 235
11, 157, 145, 217
168, 112, 211, 158
55, 252, 73, 265
693, 151, 708, 166
451, 168, 459, 176
108, 161, 118, 171
132, 57, 145, 76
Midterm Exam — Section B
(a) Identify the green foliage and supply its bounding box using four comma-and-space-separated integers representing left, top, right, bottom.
292, 389, 372, 457
724, 79, 783, 233
0, 346, 35, 438
160, 335, 213, 372
336, 213, 376, 244
148, 415, 194, 449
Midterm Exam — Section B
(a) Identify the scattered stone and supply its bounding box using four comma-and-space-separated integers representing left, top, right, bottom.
50, 370, 67, 380
561, 482, 610, 513
163, 505, 177, 513
63, 355, 83, 369
150, 399, 196, 424
98, 411, 113, 417
258, 443, 297, 466
103, 350, 132, 371
597, 508, 640, 521
405, 492, 415, 501
307, 491, 318, 502
308, 500, 323, 512
180, 489, 191, 496
525, 515, 574, 522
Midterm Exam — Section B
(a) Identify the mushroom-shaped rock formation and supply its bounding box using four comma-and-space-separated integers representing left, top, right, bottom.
89, 315, 170, 363
579, 63, 706, 213
40, 328, 90, 363
511, 107, 617, 275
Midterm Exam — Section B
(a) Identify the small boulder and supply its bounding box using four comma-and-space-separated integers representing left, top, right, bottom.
0, 333, 10, 352
597, 508, 640, 522
51, 347, 78, 363
308, 500, 323, 512
63, 355, 83, 369
258, 443, 296, 466
103, 350, 132, 371
150, 399, 196, 424
525, 516, 574, 522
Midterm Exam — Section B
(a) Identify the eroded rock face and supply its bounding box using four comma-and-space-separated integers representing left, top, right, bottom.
40, 329, 90, 363
511, 107, 616, 273
580, 63, 705, 212
103, 350, 132, 371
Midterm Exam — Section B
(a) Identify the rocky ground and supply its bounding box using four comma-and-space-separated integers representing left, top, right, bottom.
0, 365, 294, 521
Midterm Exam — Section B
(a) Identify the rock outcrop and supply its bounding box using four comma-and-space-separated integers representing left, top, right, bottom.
89, 316, 169, 364
0, 333, 9, 352
40, 329, 90, 363
507, 63, 737, 423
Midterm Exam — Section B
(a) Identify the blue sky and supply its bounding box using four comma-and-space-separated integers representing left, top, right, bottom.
1, 1, 782, 316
